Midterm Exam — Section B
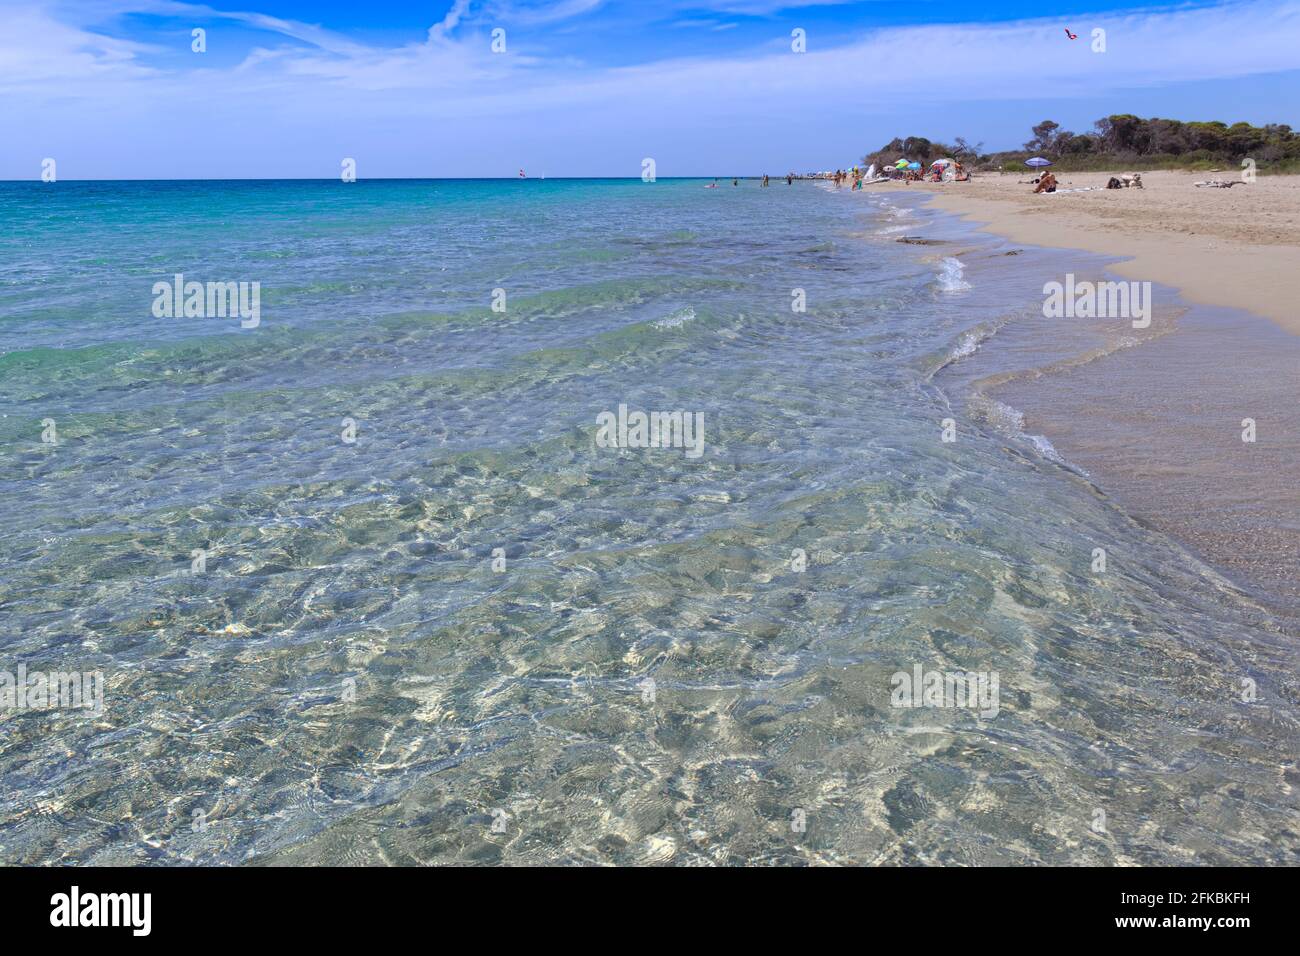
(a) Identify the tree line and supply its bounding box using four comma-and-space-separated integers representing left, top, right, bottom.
863, 116, 1300, 172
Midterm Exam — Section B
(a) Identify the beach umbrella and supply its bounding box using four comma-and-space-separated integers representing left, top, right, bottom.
907, 162, 921, 170
895, 159, 909, 169
1025, 157, 1053, 167
931, 158, 955, 167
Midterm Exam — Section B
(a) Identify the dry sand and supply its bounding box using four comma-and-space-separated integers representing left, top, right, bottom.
908, 169, 1300, 336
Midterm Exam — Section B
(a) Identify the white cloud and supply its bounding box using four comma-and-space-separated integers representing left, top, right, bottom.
0, 5, 158, 87
431, 0, 475, 38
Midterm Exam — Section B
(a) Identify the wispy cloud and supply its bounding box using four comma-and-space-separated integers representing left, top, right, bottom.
0, 5, 159, 86
676, 0, 857, 13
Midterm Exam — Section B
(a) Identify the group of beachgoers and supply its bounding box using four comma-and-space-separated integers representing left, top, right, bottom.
1026, 170, 1143, 194
823, 168, 873, 189
824, 161, 969, 190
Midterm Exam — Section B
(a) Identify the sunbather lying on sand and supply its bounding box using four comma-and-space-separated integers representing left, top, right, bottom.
1032, 172, 1058, 193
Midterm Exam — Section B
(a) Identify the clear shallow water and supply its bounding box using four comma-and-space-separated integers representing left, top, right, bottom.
0, 179, 1296, 865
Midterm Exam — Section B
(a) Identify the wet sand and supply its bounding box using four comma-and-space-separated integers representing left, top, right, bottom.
993, 304, 1300, 615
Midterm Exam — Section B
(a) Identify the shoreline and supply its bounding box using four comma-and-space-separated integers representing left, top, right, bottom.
877, 174, 1300, 614
908, 170, 1300, 337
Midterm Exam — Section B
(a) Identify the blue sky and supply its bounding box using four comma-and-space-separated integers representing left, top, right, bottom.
3, 0, 1298, 178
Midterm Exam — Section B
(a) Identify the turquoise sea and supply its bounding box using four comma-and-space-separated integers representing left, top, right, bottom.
1, 179, 1296, 865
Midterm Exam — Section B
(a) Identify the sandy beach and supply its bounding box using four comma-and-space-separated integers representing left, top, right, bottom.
910, 170, 1300, 336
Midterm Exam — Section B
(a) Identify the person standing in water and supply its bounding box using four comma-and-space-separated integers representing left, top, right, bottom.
732, 178, 738, 186
786, 173, 793, 185
762, 174, 769, 187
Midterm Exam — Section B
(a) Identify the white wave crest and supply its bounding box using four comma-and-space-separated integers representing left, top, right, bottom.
936, 257, 971, 293
984, 399, 1072, 468
653, 307, 696, 330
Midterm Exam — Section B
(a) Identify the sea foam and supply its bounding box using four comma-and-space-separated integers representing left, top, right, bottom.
936, 257, 971, 293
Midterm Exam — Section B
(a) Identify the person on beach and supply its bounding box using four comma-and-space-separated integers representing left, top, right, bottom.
1033, 171, 1058, 193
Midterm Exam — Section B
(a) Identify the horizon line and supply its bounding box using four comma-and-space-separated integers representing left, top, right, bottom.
1, 175, 820, 184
